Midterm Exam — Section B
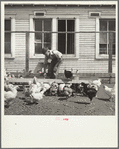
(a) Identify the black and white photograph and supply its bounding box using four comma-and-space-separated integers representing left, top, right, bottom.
1, 1, 118, 148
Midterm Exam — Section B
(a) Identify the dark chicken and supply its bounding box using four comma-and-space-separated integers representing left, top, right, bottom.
80, 82, 97, 101
64, 68, 73, 79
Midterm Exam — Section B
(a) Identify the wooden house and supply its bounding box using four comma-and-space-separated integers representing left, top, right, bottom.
4, 3, 116, 75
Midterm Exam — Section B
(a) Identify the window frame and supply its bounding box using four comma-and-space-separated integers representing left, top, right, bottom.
5, 14, 15, 58
30, 13, 80, 59
96, 16, 116, 59
30, 14, 53, 58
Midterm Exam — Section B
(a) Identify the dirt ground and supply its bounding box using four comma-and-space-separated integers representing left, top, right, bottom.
4, 84, 115, 115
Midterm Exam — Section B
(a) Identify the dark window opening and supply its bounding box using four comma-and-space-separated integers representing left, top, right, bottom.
35, 13, 45, 16
5, 19, 11, 54
91, 13, 100, 16
58, 19, 74, 54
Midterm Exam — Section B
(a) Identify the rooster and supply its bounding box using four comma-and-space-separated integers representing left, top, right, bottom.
80, 82, 97, 102
64, 68, 73, 80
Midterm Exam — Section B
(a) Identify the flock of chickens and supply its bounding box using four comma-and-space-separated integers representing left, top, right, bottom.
4, 67, 115, 109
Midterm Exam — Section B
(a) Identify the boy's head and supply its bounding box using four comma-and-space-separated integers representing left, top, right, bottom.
42, 47, 48, 55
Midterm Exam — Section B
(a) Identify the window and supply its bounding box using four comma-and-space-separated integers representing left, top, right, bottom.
58, 19, 75, 54
5, 15, 15, 58
34, 19, 51, 54
96, 17, 116, 59
99, 19, 115, 55
5, 19, 11, 54
30, 14, 79, 59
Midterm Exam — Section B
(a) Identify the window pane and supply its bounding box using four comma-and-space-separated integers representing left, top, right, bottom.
112, 44, 115, 55
67, 20, 74, 54
44, 20, 51, 31
99, 44, 107, 54
58, 33, 66, 54
100, 20, 107, 31
5, 42, 11, 54
67, 20, 74, 31
35, 20, 42, 40
109, 20, 115, 31
100, 33, 107, 44
100, 20, 107, 44
5, 20, 11, 54
35, 43, 42, 54
67, 33, 74, 54
58, 20, 66, 54
5, 33, 11, 42
44, 33, 51, 42
44, 43, 51, 49
109, 32, 115, 43
58, 20, 66, 31
5, 20, 11, 31
108, 44, 115, 55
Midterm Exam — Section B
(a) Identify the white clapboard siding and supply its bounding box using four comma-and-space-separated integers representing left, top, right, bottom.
79, 19, 96, 60
15, 20, 29, 58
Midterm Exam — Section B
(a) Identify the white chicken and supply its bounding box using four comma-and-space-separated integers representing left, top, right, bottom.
4, 83, 13, 91
41, 83, 51, 94
58, 83, 65, 92
29, 83, 42, 93
111, 84, 115, 96
4, 85, 19, 107
92, 79, 102, 89
58, 83, 66, 95
104, 85, 112, 92
30, 92, 44, 102
104, 85, 115, 95
29, 77, 43, 93
103, 84, 115, 101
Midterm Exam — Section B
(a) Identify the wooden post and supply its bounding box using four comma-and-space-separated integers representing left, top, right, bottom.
108, 32, 113, 73
26, 32, 29, 73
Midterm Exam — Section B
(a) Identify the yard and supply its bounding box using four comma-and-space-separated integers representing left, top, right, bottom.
4, 83, 115, 115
